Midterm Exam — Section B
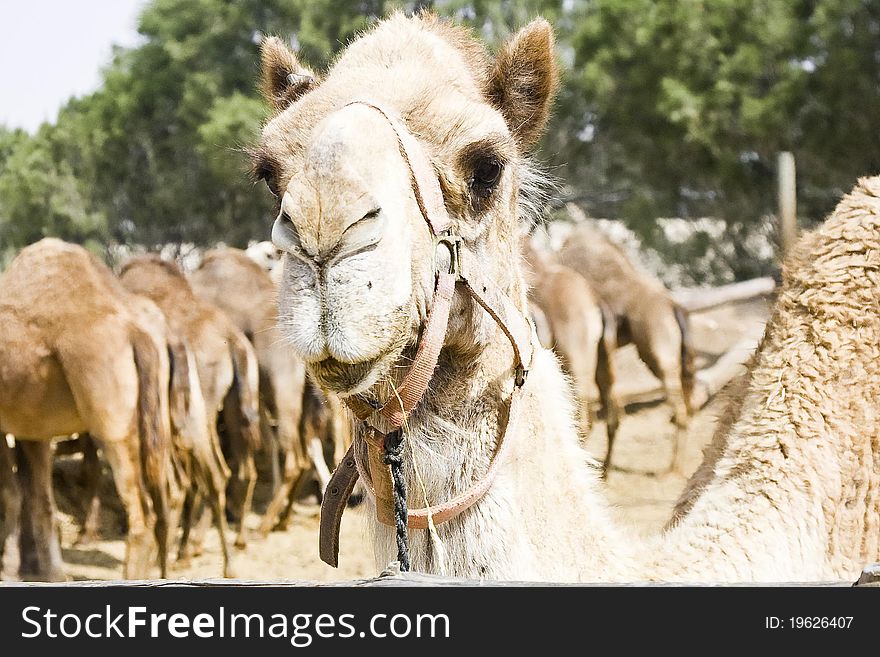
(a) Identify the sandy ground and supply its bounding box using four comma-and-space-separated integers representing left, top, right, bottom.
1, 297, 771, 582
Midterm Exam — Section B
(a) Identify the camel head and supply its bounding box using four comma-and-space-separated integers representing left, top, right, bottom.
253, 13, 558, 395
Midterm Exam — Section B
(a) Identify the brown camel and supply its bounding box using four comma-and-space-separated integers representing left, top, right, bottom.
72, 293, 202, 554
119, 255, 259, 572
558, 205, 696, 468
0, 239, 170, 580
254, 13, 879, 581
521, 238, 621, 469
189, 248, 310, 534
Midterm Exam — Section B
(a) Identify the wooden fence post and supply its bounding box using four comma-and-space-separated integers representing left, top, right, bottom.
777, 151, 797, 258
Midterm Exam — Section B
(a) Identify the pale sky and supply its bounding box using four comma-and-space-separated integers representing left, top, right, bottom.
0, 0, 148, 133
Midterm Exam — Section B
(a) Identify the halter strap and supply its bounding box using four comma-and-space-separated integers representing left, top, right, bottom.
318, 100, 534, 567
345, 100, 450, 236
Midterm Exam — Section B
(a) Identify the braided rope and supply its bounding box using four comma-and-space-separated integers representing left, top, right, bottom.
383, 430, 410, 571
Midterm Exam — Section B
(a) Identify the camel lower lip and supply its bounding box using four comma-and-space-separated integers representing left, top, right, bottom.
311, 355, 381, 393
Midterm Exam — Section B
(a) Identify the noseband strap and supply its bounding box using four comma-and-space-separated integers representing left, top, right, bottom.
319, 100, 534, 568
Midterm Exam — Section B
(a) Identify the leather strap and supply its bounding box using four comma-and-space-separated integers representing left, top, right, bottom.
460, 265, 533, 375
341, 270, 455, 432
318, 99, 533, 567
319, 380, 526, 566
357, 382, 525, 530
346, 100, 450, 236
377, 272, 456, 428
318, 445, 359, 567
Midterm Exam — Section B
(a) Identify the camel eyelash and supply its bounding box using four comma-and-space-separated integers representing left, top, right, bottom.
249, 151, 280, 198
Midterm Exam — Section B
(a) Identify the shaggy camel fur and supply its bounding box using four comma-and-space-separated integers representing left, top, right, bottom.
558, 208, 696, 469
255, 14, 880, 582
521, 238, 621, 467
120, 255, 259, 572
0, 239, 170, 580
189, 248, 311, 534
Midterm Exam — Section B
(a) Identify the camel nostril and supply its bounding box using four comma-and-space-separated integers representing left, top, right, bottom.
334, 207, 386, 262
271, 207, 304, 257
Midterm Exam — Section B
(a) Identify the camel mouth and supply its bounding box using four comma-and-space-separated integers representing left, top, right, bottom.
310, 353, 392, 395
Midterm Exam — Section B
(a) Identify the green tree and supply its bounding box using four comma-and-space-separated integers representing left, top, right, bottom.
0, 128, 106, 265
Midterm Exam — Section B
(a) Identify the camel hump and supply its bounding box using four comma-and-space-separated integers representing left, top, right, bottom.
193, 248, 277, 300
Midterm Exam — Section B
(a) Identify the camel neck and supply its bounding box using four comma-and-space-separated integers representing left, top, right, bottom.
361, 321, 634, 580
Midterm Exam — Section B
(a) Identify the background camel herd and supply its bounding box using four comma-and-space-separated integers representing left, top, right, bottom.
0, 203, 708, 581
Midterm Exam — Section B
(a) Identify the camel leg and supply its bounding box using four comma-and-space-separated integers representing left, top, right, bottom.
595, 345, 621, 477
233, 453, 256, 550
177, 489, 200, 563
75, 433, 102, 546
17, 481, 39, 577
203, 460, 236, 578
98, 436, 153, 580
258, 447, 310, 537
268, 434, 282, 497
0, 440, 21, 579
659, 369, 690, 475
186, 426, 236, 577
260, 401, 282, 496
635, 327, 689, 474
308, 437, 333, 491
276, 467, 314, 530
221, 398, 256, 550
259, 362, 307, 535
16, 441, 65, 581
164, 451, 188, 568
0, 435, 21, 577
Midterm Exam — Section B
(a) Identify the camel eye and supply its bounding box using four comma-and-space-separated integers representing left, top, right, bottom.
472, 158, 502, 193
253, 158, 279, 198
258, 167, 279, 198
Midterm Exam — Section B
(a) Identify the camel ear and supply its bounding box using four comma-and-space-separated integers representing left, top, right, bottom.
260, 36, 319, 112
485, 19, 559, 148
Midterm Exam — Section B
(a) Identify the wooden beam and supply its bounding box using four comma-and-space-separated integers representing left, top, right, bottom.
4, 564, 872, 586
778, 151, 797, 257
617, 325, 765, 411
673, 277, 776, 313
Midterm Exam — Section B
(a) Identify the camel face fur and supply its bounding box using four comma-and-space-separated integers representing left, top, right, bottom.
256, 14, 880, 582
255, 13, 555, 398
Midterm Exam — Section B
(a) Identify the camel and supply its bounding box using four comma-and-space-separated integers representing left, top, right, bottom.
253, 13, 880, 582
189, 248, 311, 534
521, 238, 621, 468
119, 255, 259, 573
557, 205, 696, 469
71, 294, 208, 556
0, 239, 170, 580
